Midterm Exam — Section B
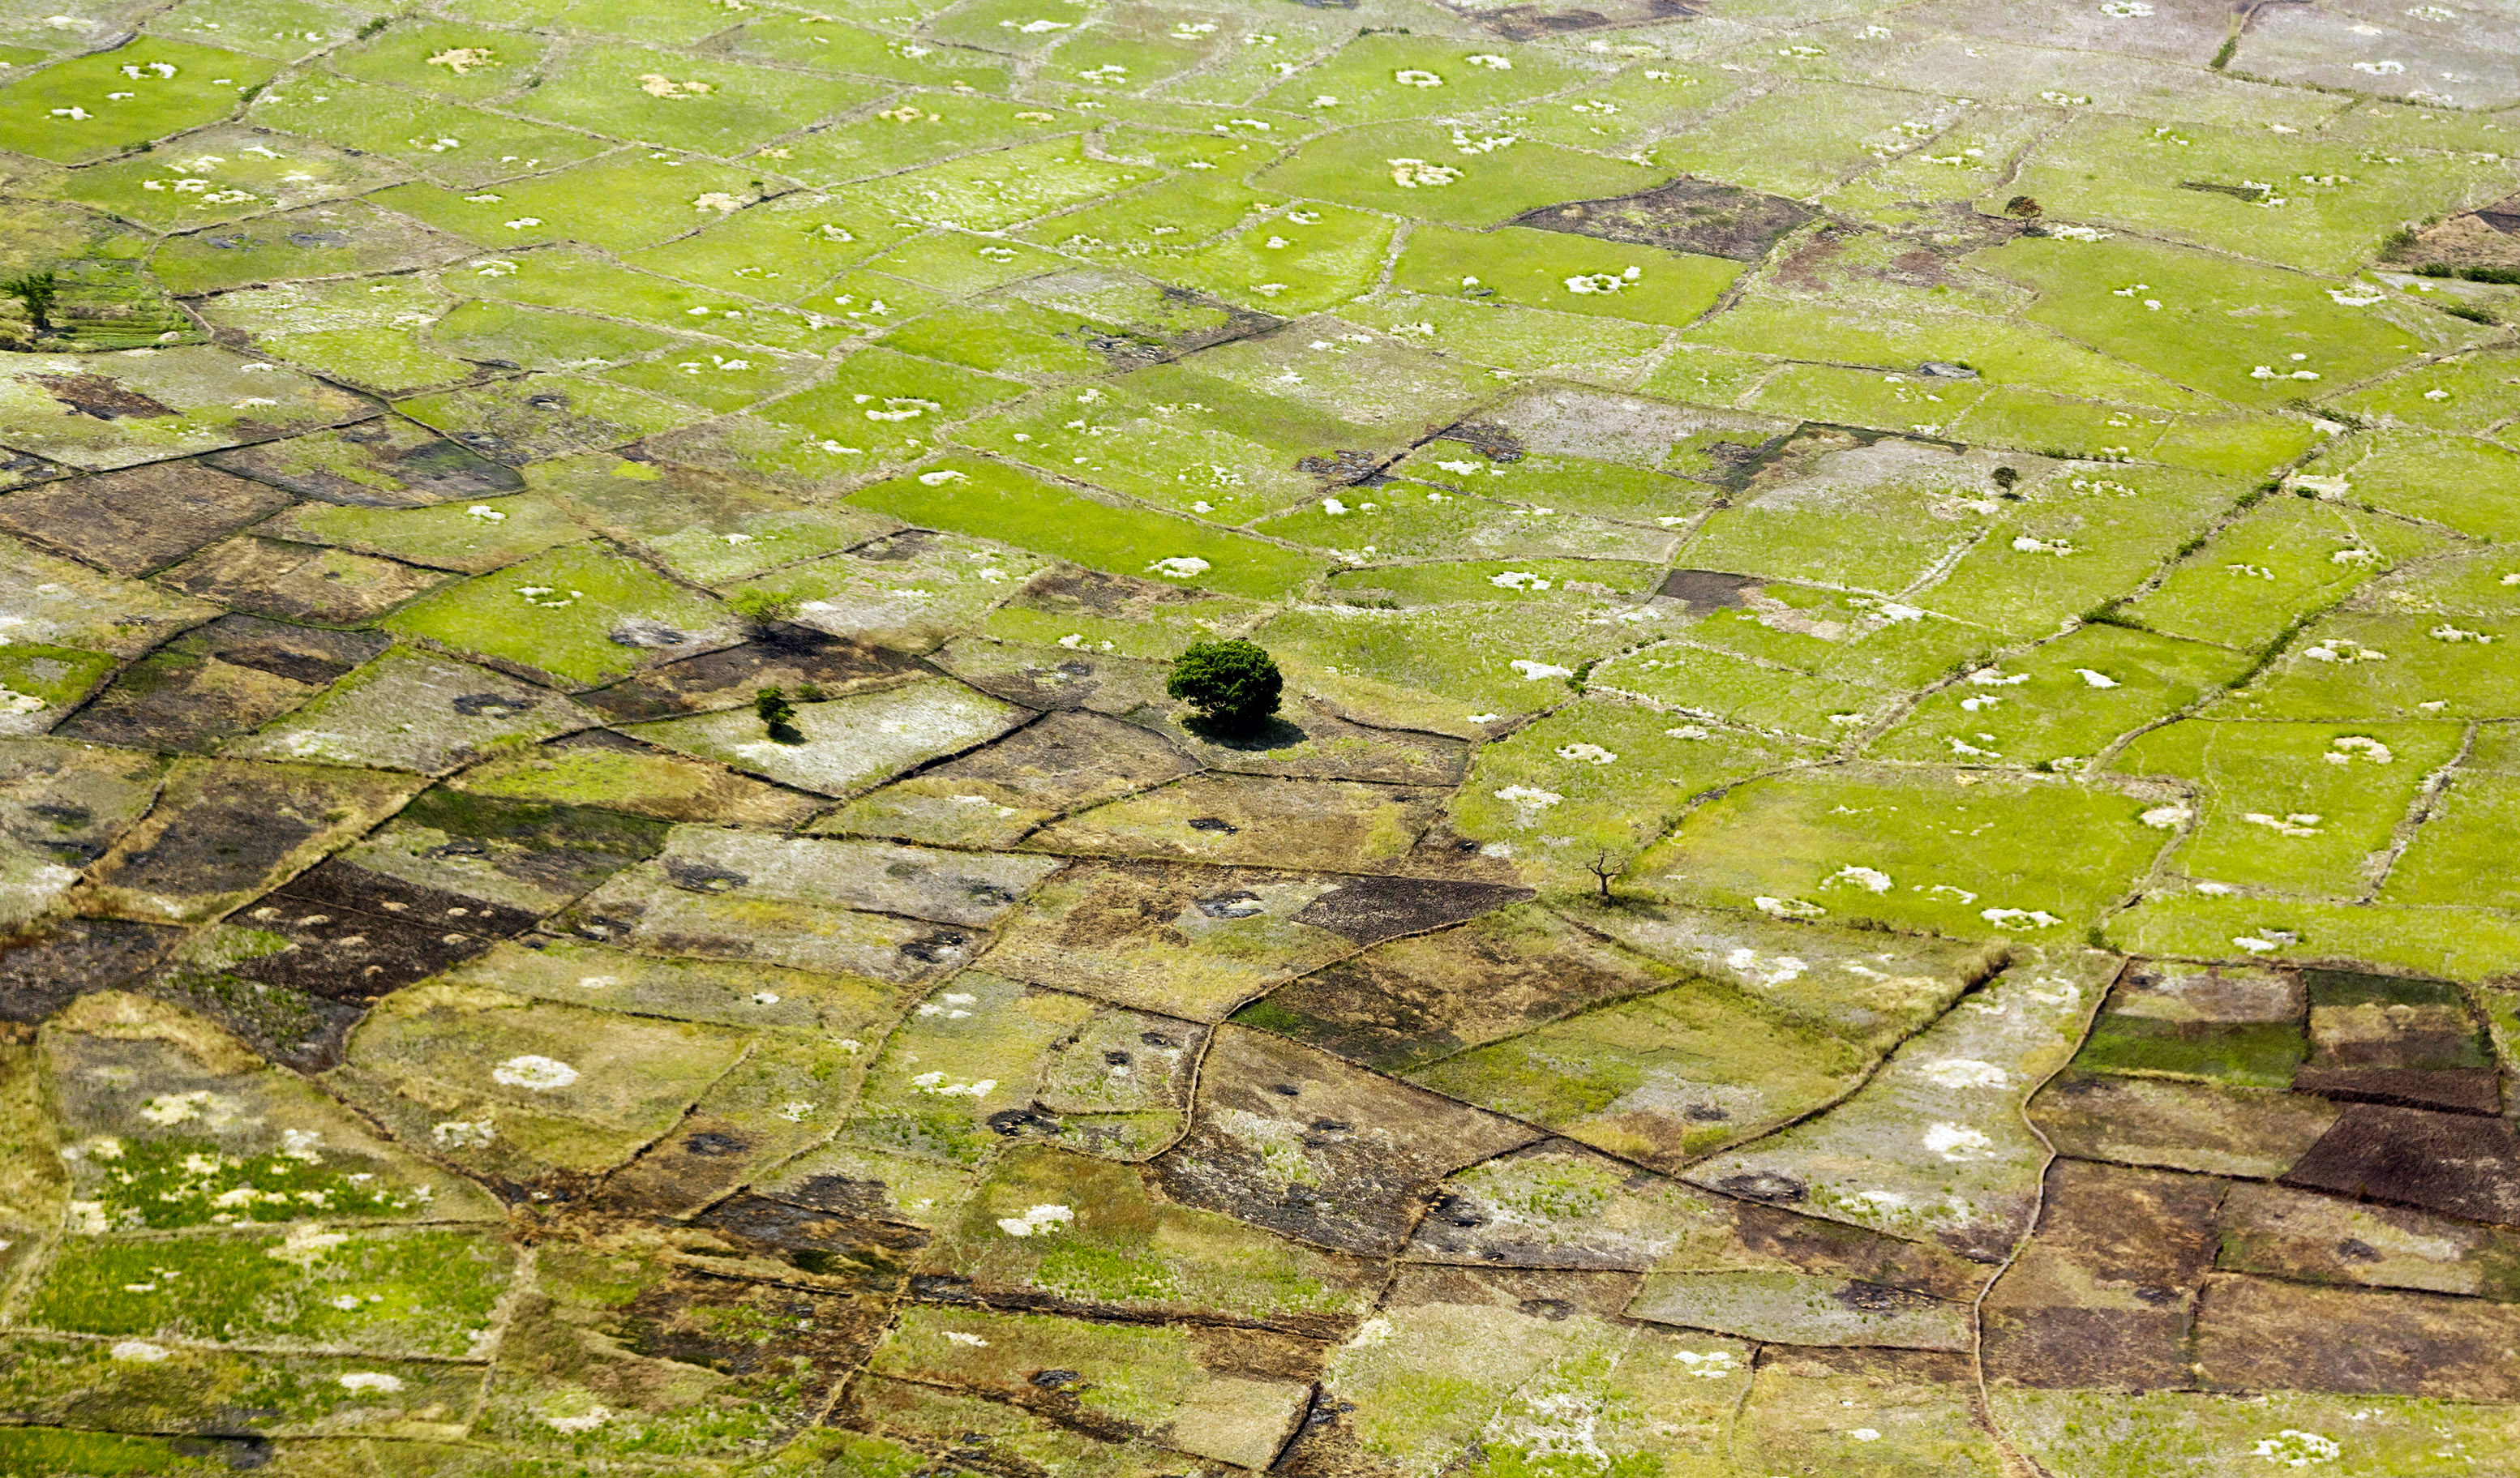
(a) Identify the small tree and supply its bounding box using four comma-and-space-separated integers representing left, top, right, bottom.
754, 685, 803, 744
1584, 849, 1622, 903
0, 272, 59, 336
1168, 639, 1283, 736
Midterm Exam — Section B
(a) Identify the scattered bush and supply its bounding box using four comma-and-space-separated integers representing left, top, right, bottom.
728, 588, 800, 636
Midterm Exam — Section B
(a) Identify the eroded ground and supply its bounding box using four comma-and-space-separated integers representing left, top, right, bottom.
2, 0, 2520, 1473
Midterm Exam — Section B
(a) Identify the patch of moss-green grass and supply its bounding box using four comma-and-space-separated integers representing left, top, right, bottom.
2072, 1013, 2306, 1089
845, 454, 1321, 601
2000, 112, 2520, 276
1868, 624, 2250, 770
1974, 233, 2462, 409
24, 1227, 514, 1356
1916, 463, 2249, 640
247, 75, 606, 190
1393, 225, 1744, 328
2290, 430, 2520, 545
1448, 693, 1819, 889
0, 37, 275, 164
1637, 766, 2167, 941
1254, 122, 1665, 228
189, 276, 474, 398
373, 153, 774, 255
2118, 492, 2451, 652
1253, 32, 1596, 124
625, 186, 922, 302
381, 542, 739, 688
327, 18, 546, 104
510, 42, 885, 158
262, 491, 586, 573
2115, 719, 2466, 894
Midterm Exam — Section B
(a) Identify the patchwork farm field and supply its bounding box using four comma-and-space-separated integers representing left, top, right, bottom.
3, 0, 2520, 1472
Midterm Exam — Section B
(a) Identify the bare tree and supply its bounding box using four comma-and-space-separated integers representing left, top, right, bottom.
1585, 849, 1621, 902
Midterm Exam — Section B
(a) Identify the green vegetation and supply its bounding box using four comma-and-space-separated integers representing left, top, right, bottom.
1164, 638, 1281, 735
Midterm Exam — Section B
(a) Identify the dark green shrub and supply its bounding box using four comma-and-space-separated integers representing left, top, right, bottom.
754, 686, 802, 744
1167, 639, 1283, 735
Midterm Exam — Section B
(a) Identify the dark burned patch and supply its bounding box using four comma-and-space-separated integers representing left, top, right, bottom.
2293, 1066, 2501, 1115
580, 631, 919, 722
59, 615, 388, 753
208, 424, 524, 506
2192, 1272, 2520, 1401
1015, 565, 1216, 622
1710, 1170, 1806, 1204
1153, 1026, 1536, 1257
1830, 1279, 1940, 1313
102, 801, 324, 905
1239, 906, 1666, 1074
2181, 180, 2275, 203
1290, 876, 1535, 944
1438, 421, 1525, 463
2283, 1104, 2520, 1227
1295, 449, 1391, 488
615, 1266, 893, 1389
1065, 326, 1171, 369
33, 372, 174, 419
1442, 0, 1699, 41
0, 448, 66, 485
931, 647, 1162, 714
0, 919, 183, 1022
1979, 1159, 2222, 1390
696, 1190, 930, 1270
1729, 1200, 1986, 1300
1658, 569, 1760, 615
851, 528, 941, 563
1152, 283, 1282, 353
1512, 177, 1815, 263
930, 709, 1200, 799
148, 967, 365, 1073
385, 788, 672, 902
226, 859, 540, 1000
664, 856, 749, 893
0, 461, 295, 577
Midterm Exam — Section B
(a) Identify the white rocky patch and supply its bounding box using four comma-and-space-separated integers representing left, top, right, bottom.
491, 1055, 578, 1090
1917, 1058, 2010, 1090
1979, 907, 2062, 930
1827, 865, 1892, 893
2326, 735, 2391, 765
433, 1119, 495, 1149
995, 1202, 1074, 1237
339, 1373, 404, 1394
1923, 1121, 1994, 1160
2252, 1429, 2339, 1467
1387, 157, 1462, 187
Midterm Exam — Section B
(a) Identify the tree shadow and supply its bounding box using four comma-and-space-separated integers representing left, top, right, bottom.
1181, 710, 1306, 750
